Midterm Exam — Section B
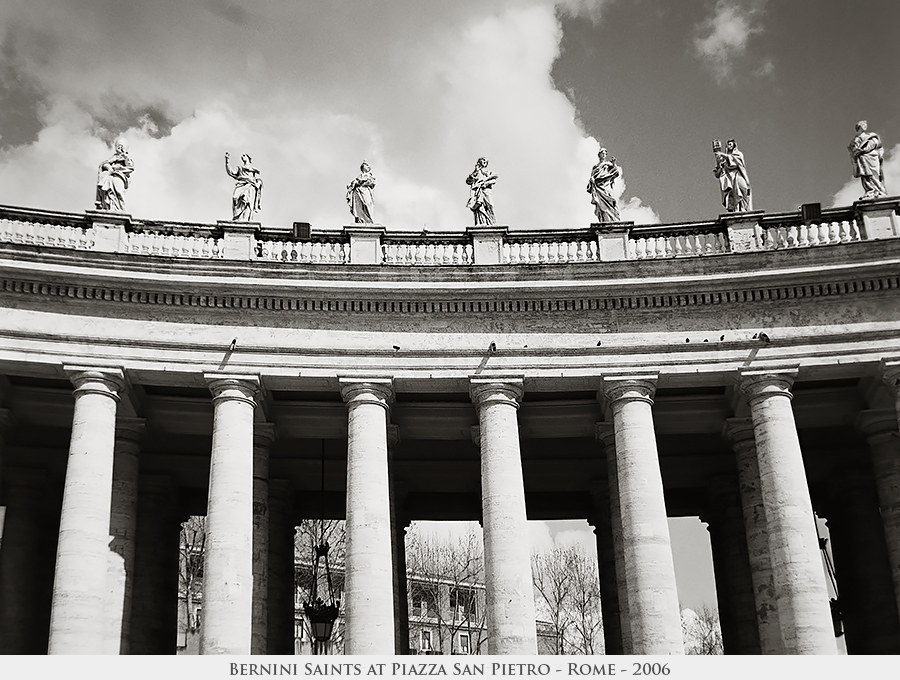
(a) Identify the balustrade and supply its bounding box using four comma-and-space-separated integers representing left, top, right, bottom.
0, 218, 94, 250
503, 238, 597, 264
256, 239, 348, 264
628, 227, 728, 259
382, 240, 473, 265
761, 220, 859, 250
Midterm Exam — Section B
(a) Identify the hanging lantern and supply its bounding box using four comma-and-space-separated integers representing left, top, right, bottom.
303, 541, 340, 654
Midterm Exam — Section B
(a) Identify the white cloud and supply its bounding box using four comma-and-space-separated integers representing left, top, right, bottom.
830, 142, 900, 208
0, 0, 657, 230
693, 1, 768, 86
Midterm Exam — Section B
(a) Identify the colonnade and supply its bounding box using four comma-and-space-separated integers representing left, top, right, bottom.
1, 363, 900, 655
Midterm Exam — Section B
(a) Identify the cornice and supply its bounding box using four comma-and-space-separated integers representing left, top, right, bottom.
1, 241, 899, 315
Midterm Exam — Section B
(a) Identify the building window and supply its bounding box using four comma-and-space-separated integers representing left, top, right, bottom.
449, 587, 476, 622
421, 630, 432, 652
458, 633, 470, 655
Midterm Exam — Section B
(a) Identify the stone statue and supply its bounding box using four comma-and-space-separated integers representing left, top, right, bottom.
713, 138, 752, 212
95, 138, 134, 212
346, 161, 376, 223
466, 157, 498, 226
848, 120, 886, 200
224, 152, 263, 221
586, 148, 621, 223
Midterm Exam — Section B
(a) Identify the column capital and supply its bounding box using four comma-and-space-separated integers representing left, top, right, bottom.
882, 358, 900, 392
339, 377, 394, 411
595, 421, 616, 449
602, 374, 658, 405
469, 376, 524, 409
0, 407, 13, 434
64, 365, 126, 401
254, 422, 278, 449
387, 423, 401, 448
204, 373, 260, 407
857, 408, 899, 444
723, 416, 755, 449
737, 366, 798, 405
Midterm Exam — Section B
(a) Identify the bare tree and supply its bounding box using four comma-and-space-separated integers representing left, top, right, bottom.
295, 519, 346, 654
405, 523, 487, 654
681, 605, 723, 655
178, 515, 206, 633
531, 546, 603, 654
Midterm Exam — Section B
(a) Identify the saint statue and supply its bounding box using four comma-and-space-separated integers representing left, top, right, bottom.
586, 148, 621, 223
465, 157, 498, 226
346, 161, 376, 223
224, 152, 263, 221
713, 139, 752, 212
848, 120, 886, 200
95, 138, 134, 212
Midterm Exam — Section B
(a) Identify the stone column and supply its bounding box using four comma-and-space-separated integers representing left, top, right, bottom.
252, 423, 276, 655
104, 418, 144, 654
130, 475, 179, 654
470, 377, 537, 655
589, 482, 622, 655
266, 479, 296, 655
48, 366, 125, 654
602, 376, 682, 654
597, 423, 631, 654
0, 468, 50, 653
857, 409, 900, 627
200, 374, 260, 655
388, 426, 411, 655
738, 368, 837, 654
824, 468, 900, 654
0, 408, 10, 509
724, 417, 782, 654
340, 377, 396, 655
704, 475, 761, 654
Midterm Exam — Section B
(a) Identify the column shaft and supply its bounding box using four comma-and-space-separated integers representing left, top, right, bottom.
603, 377, 682, 654
266, 480, 296, 654
341, 378, 396, 655
200, 374, 259, 655
739, 369, 836, 654
48, 367, 124, 654
471, 378, 537, 655
725, 418, 782, 654
252, 424, 276, 655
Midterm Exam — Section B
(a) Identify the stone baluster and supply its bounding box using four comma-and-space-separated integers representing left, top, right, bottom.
602, 375, 683, 654
738, 367, 837, 654
470, 377, 537, 655
48, 366, 125, 654
200, 374, 260, 655
340, 377, 396, 654
724, 417, 782, 654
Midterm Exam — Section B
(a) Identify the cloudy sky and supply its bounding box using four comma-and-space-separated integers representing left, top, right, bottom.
0, 0, 897, 231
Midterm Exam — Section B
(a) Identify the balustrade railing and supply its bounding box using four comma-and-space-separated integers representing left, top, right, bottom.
628, 224, 728, 259
257, 239, 348, 264
759, 219, 860, 250
124, 231, 223, 259
0, 217, 94, 250
0, 198, 895, 266
503, 236, 597, 264
382, 238, 474, 265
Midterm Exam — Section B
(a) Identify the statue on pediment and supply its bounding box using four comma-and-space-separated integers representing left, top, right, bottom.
713, 138, 752, 212
466, 157, 498, 226
225, 152, 263, 221
587, 147, 621, 223
848, 120, 886, 200
95, 138, 134, 212
347, 161, 376, 223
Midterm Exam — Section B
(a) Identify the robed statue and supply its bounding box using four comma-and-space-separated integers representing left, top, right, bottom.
713, 139, 752, 212
586, 148, 621, 223
225, 152, 263, 221
466, 157, 498, 226
848, 120, 886, 200
95, 138, 134, 212
346, 161, 376, 223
